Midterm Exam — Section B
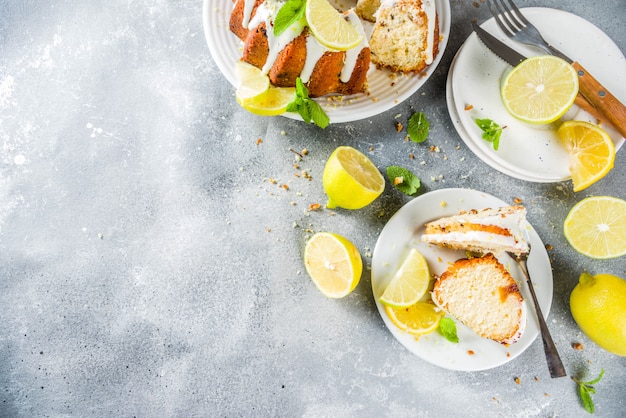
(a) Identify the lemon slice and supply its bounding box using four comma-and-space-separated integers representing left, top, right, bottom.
304, 232, 362, 298
380, 248, 431, 308
557, 120, 615, 191
237, 86, 295, 116
564, 196, 626, 259
306, 0, 363, 51
385, 302, 445, 336
322, 146, 385, 210
501, 55, 578, 124
235, 61, 270, 105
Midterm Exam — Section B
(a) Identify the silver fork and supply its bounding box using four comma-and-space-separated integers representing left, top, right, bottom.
485, 0, 626, 138
486, 0, 570, 60
507, 242, 567, 379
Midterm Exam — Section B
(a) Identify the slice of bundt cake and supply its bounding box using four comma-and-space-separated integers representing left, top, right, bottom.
368, 0, 440, 73
421, 205, 530, 255
433, 253, 526, 345
230, 0, 371, 98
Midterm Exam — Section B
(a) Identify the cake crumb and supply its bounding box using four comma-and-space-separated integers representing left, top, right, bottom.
467, 350, 475, 356
513, 197, 523, 204
256, 138, 263, 145
572, 342, 584, 351
395, 121, 403, 132
514, 377, 521, 385
465, 104, 474, 111
308, 203, 321, 211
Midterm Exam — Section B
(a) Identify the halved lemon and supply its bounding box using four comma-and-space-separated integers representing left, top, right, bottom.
322, 146, 385, 210
237, 86, 295, 116
563, 196, 626, 259
305, 0, 363, 51
304, 232, 362, 298
501, 55, 578, 124
385, 302, 445, 336
379, 248, 431, 308
557, 121, 615, 191
235, 61, 270, 105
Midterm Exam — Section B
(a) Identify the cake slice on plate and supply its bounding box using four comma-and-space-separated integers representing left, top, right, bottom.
421, 205, 530, 256
432, 253, 526, 345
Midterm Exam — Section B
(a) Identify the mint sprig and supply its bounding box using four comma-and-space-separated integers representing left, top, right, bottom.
287, 78, 330, 128
439, 317, 459, 343
407, 112, 430, 143
475, 118, 503, 150
386, 166, 420, 196
573, 369, 604, 414
274, 0, 305, 36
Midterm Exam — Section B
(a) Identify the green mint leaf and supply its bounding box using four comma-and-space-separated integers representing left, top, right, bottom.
287, 78, 330, 128
439, 317, 459, 343
474, 118, 503, 150
386, 166, 420, 196
274, 0, 305, 36
579, 385, 594, 413
584, 368, 605, 386
307, 100, 330, 128
573, 369, 604, 414
407, 112, 430, 143
295, 77, 308, 98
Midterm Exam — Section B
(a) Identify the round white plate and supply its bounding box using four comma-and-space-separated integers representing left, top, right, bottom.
371, 188, 553, 371
446, 8, 626, 182
203, 0, 451, 124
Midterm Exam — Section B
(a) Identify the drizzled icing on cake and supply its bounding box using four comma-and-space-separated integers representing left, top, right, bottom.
239, 0, 368, 84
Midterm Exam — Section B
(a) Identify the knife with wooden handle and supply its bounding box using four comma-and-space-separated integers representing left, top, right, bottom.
472, 21, 626, 138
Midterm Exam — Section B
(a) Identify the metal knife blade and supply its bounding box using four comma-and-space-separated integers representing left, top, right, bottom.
471, 21, 524, 67
471, 21, 613, 130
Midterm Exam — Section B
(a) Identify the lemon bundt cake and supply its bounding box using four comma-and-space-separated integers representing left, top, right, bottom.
433, 253, 527, 345
366, 0, 440, 73
229, 0, 371, 98
421, 206, 530, 256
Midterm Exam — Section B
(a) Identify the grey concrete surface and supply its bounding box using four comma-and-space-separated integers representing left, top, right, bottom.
1, 0, 624, 416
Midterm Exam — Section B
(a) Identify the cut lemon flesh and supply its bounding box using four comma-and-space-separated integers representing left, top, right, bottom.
564, 196, 626, 259
322, 146, 385, 210
501, 55, 578, 124
237, 86, 295, 116
385, 302, 444, 336
304, 232, 362, 298
557, 120, 615, 191
306, 0, 363, 51
380, 248, 431, 308
235, 61, 270, 105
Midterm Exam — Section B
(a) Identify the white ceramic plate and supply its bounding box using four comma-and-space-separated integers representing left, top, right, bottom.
203, 0, 451, 124
371, 188, 553, 371
446, 8, 626, 182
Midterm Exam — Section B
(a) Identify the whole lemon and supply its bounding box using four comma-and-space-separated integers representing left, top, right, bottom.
570, 272, 626, 356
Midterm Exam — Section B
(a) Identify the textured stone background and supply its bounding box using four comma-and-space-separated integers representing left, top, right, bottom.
1, 0, 624, 416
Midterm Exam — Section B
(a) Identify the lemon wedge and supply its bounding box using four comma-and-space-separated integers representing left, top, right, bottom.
557, 121, 615, 191
235, 61, 270, 105
385, 302, 445, 336
380, 249, 431, 308
306, 0, 363, 51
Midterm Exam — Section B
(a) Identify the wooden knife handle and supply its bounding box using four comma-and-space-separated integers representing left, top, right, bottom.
572, 61, 626, 138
